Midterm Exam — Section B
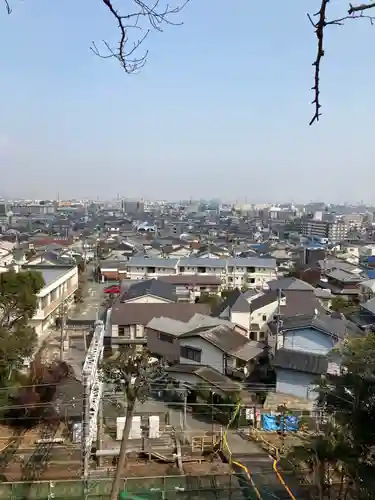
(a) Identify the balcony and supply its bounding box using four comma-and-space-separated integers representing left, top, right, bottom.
33, 286, 77, 320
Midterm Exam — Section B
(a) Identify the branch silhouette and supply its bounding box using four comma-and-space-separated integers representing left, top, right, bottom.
92, 0, 190, 73
308, 0, 375, 125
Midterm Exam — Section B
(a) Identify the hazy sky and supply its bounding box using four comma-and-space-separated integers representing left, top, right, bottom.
0, 0, 374, 203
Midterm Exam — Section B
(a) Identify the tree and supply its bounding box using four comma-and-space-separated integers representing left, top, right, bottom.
5, 0, 188, 73
101, 347, 163, 500
330, 296, 359, 316
307, 1, 375, 125
0, 269, 45, 387
287, 333, 375, 499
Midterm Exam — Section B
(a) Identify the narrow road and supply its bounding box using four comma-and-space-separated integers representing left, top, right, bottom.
225, 431, 309, 499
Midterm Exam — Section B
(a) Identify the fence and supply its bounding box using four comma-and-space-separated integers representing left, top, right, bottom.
0, 474, 245, 500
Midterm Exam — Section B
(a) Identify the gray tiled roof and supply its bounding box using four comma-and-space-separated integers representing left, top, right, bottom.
111, 302, 210, 326
180, 324, 263, 360
227, 257, 276, 269
126, 257, 179, 268
361, 297, 375, 315
123, 278, 176, 302
276, 314, 363, 340
167, 364, 242, 392
274, 348, 328, 375
267, 277, 315, 291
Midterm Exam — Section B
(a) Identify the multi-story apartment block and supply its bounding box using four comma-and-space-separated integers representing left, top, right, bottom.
123, 256, 277, 290
301, 219, 349, 241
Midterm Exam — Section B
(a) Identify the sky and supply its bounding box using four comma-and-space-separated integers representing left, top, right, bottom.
0, 0, 374, 203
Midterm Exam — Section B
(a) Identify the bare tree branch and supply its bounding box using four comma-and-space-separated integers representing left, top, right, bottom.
92, 0, 190, 73
308, 1, 375, 125
4, 0, 11, 14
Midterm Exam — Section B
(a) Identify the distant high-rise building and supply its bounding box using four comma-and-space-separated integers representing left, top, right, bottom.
121, 200, 144, 215
0, 200, 7, 217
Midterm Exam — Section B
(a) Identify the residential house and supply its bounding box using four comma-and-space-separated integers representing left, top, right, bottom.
24, 264, 79, 336
350, 296, 375, 331
108, 300, 210, 350
178, 324, 265, 378
215, 289, 282, 341
109, 241, 137, 260
121, 279, 176, 304
272, 314, 363, 400
158, 275, 222, 301
26, 250, 75, 267
99, 260, 128, 282
321, 269, 362, 296
161, 245, 191, 259
267, 276, 333, 309
145, 313, 248, 362
359, 279, 375, 302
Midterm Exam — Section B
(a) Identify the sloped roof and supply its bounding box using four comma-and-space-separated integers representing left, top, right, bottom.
111, 302, 210, 326
267, 277, 315, 291
123, 278, 176, 302
274, 348, 328, 375
180, 324, 264, 360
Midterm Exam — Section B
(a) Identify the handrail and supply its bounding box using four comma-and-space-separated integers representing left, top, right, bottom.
272, 454, 296, 500
249, 428, 296, 500
222, 402, 262, 499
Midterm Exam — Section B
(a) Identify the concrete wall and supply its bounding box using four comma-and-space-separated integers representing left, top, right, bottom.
276, 368, 318, 400
124, 295, 172, 304
179, 337, 224, 374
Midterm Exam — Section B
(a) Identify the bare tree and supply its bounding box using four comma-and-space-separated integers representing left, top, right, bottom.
308, 1, 375, 125
101, 347, 163, 500
3, 0, 189, 73
4, 1, 375, 125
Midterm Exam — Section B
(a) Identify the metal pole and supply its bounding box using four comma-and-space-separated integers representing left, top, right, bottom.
183, 389, 187, 429
275, 288, 282, 351
96, 398, 103, 467
59, 301, 65, 361
82, 373, 90, 498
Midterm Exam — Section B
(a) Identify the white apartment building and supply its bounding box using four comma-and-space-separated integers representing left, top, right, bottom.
25, 265, 79, 336
124, 256, 277, 290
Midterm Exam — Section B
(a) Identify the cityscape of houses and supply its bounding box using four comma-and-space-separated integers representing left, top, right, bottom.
1, 196, 375, 496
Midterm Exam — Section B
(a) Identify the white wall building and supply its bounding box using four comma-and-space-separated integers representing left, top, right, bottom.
26, 265, 79, 336
124, 257, 277, 290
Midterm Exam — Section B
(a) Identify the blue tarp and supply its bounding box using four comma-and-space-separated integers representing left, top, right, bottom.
262, 414, 299, 432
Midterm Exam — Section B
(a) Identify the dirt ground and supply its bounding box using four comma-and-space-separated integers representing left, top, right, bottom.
256, 431, 306, 452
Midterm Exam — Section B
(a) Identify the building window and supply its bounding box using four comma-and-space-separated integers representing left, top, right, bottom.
246, 267, 255, 273
180, 345, 201, 363
259, 331, 265, 340
159, 332, 174, 344
262, 314, 267, 321
249, 332, 257, 341
118, 326, 131, 338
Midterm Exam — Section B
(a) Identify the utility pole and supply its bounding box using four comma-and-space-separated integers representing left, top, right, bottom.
275, 288, 282, 352
59, 300, 66, 361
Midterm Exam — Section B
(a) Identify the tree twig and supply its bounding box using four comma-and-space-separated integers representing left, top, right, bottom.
308, 1, 375, 125
4, 0, 11, 14
92, 0, 190, 73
